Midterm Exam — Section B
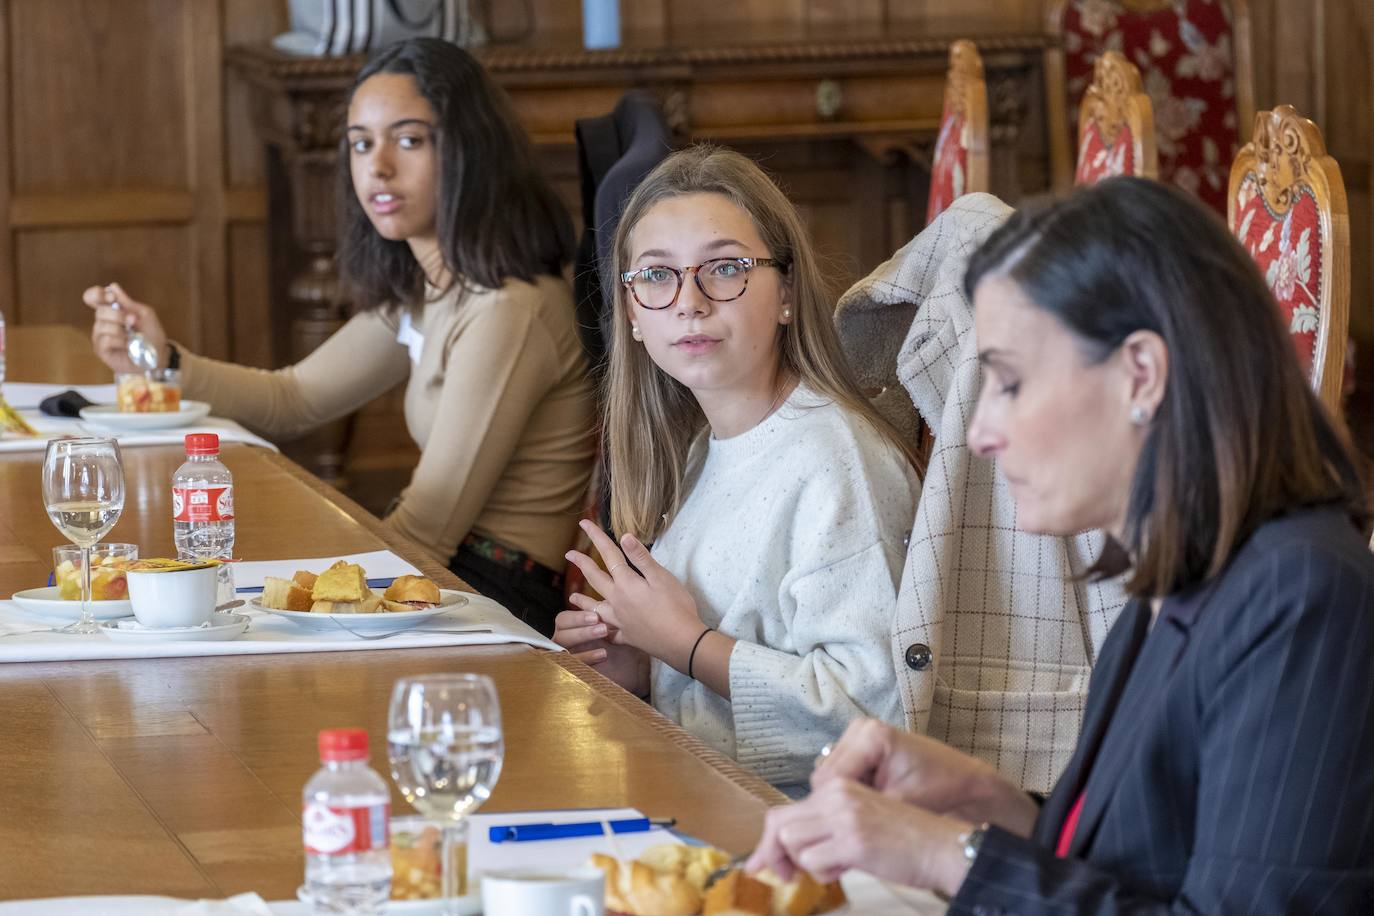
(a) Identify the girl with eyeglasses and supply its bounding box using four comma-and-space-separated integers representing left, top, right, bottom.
84, 39, 595, 635
551, 146, 921, 790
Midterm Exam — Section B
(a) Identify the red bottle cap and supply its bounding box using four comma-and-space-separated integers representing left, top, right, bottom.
318, 728, 370, 762
184, 433, 220, 456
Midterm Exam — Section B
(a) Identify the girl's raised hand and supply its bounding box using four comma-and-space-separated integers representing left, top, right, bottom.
564, 520, 706, 670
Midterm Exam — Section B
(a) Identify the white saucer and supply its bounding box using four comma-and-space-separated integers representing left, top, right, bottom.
100, 612, 249, 642
252, 590, 469, 632
79, 400, 211, 430
295, 887, 479, 915
10, 586, 133, 621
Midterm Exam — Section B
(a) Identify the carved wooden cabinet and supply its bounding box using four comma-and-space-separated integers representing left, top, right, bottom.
226, 23, 1055, 489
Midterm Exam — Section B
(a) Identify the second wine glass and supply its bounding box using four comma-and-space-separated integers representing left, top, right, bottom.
42, 437, 124, 634
388, 673, 503, 914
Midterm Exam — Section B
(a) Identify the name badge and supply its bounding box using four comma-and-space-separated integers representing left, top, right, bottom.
396, 312, 425, 365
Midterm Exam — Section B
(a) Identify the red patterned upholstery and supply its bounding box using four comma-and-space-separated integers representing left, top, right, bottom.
1232, 174, 1323, 378
927, 109, 969, 224
1059, 0, 1247, 212
1227, 106, 1350, 410
1074, 119, 1135, 185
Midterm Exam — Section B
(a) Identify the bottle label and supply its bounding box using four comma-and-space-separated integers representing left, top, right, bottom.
303, 801, 390, 855
172, 486, 234, 522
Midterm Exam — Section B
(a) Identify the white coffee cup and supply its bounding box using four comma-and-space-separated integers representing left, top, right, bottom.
480, 866, 605, 916
126, 564, 218, 628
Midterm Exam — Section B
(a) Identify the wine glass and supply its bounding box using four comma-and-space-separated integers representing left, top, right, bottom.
388, 673, 503, 914
42, 437, 125, 634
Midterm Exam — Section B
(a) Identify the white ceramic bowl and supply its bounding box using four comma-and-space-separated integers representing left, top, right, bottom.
125, 564, 218, 628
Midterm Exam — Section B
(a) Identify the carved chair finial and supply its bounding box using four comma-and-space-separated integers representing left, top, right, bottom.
943, 39, 985, 118
1247, 105, 1329, 215
1080, 51, 1146, 149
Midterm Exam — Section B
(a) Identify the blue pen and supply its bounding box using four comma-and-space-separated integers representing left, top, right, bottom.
238, 577, 396, 595
488, 817, 675, 843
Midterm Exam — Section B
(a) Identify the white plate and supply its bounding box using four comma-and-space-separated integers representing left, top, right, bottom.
296, 887, 479, 915
99, 612, 250, 642
252, 590, 469, 632
10, 586, 133, 621
79, 400, 212, 430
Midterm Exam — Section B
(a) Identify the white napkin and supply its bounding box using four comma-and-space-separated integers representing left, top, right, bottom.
234, 550, 423, 591
0, 618, 56, 638
2, 382, 118, 410
176, 894, 276, 915
0, 892, 278, 915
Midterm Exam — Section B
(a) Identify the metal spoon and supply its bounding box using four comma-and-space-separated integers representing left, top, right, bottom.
108, 287, 158, 371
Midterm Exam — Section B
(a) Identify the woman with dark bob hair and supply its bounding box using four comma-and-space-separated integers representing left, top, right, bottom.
747, 177, 1374, 912
86, 39, 594, 633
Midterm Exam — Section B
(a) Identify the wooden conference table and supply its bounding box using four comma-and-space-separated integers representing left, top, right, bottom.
0, 325, 785, 901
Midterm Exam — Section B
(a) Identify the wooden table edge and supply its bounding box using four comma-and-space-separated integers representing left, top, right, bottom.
548, 651, 790, 809
259, 447, 790, 808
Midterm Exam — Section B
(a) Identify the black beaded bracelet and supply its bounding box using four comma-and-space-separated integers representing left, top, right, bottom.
687, 626, 714, 680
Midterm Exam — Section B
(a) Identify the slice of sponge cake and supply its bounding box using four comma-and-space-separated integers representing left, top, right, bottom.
261, 576, 312, 612
311, 561, 367, 603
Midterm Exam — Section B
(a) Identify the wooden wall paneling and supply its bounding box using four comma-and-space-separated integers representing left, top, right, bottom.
224, 0, 288, 189
495, 1, 577, 41
888, 0, 1040, 27
0, 0, 13, 325
9, 0, 190, 193
1324, 0, 1371, 344
15, 226, 193, 342
222, 0, 282, 370
227, 223, 272, 369
668, 0, 807, 32
187, 0, 229, 361
807, 0, 887, 26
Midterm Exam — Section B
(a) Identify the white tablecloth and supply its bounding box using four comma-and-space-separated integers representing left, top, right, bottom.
0, 409, 276, 453
0, 592, 558, 663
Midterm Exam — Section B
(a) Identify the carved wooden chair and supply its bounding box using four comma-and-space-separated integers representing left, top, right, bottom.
1228, 106, 1350, 412
926, 40, 989, 225
1073, 51, 1158, 184
1047, 0, 1253, 208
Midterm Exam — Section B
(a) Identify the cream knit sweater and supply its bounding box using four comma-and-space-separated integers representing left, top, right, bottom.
649, 385, 919, 789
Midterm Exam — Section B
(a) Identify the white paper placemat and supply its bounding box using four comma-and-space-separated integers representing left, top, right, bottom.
0, 592, 559, 663
468, 808, 675, 876
233, 551, 423, 591
0, 409, 277, 453
464, 808, 945, 914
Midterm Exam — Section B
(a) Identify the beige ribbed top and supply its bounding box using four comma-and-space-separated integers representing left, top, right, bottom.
180, 275, 596, 570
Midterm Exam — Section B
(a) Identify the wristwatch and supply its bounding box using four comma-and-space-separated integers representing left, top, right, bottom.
959, 822, 989, 865
165, 341, 181, 371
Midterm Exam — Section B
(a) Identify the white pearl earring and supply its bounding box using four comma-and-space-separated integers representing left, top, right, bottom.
631, 324, 642, 341
782, 308, 791, 321
1130, 405, 1148, 426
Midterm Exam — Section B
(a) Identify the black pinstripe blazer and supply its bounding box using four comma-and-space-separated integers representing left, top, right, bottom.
949, 505, 1374, 914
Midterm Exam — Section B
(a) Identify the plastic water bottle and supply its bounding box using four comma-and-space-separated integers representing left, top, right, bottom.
303, 729, 392, 914
172, 433, 235, 603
